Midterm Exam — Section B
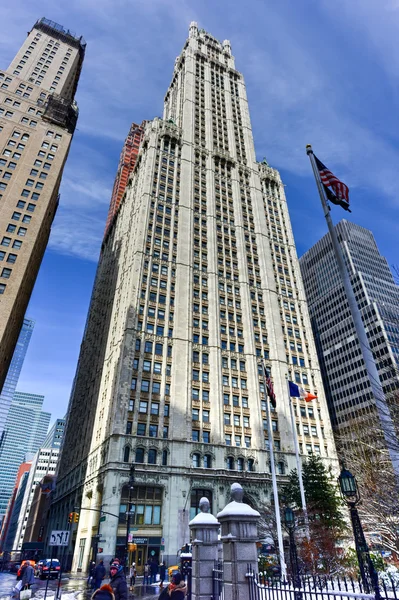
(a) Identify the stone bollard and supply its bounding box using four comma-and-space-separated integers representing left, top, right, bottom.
217, 482, 260, 600
189, 496, 220, 600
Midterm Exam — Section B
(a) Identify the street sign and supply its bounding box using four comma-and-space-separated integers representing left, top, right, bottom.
49, 530, 70, 546
100, 515, 106, 522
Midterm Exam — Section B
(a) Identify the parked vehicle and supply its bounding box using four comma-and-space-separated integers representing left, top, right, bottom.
17, 561, 36, 580
37, 559, 61, 579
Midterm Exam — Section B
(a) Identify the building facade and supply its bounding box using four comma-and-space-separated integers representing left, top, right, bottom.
0, 460, 32, 551
104, 121, 146, 237
0, 17, 85, 392
0, 391, 50, 524
300, 219, 399, 440
51, 23, 337, 571
0, 317, 34, 444
8, 417, 65, 552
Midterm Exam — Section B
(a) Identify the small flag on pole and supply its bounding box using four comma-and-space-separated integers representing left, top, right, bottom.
314, 156, 350, 212
288, 381, 317, 402
264, 365, 277, 408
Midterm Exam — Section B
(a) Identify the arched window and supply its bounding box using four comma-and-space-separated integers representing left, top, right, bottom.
248, 459, 254, 472
148, 449, 157, 464
192, 453, 200, 468
123, 446, 130, 463
204, 454, 212, 468
226, 456, 234, 470
162, 450, 168, 466
237, 458, 244, 472
277, 462, 285, 475
135, 448, 144, 463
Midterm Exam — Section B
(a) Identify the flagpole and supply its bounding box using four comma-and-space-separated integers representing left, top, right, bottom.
261, 361, 287, 580
306, 144, 399, 485
286, 378, 310, 540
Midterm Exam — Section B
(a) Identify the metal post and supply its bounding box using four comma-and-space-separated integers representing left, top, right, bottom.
349, 505, 381, 599
306, 144, 399, 486
261, 361, 287, 580
287, 379, 309, 539
288, 528, 301, 596
125, 465, 135, 571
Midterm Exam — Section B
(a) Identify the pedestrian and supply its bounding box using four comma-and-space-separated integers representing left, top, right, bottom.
150, 560, 158, 584
159, 562, 166, 588
88, 561, 96, 587
158, 572, 186, 599
92, 583, 115, 600
129, 562, 136, 588
21, 561, 35, 590
109, 562, 128, 600
93, 560, 106, 590
143, 563, 150, 585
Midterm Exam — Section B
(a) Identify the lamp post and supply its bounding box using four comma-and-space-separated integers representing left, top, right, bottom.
284, 507, 301, 595
338, 466, 380, 599
124, 464, 135, 572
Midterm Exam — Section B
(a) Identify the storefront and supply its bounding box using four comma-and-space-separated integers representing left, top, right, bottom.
130, 536, 162, 574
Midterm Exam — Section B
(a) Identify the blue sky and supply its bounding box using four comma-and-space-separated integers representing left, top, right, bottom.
1, 0, 398, 420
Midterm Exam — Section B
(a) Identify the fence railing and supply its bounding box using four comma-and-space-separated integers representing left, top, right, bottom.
212, 560, 224, 600
246, 567, 399, 600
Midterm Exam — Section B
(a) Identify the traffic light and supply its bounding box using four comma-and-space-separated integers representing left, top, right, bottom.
74, 512, 79, 524
68, 512, 73, 523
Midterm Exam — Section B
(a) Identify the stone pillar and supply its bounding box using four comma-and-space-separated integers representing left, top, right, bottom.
217, 483, 260, 600
189, 497, 220, 600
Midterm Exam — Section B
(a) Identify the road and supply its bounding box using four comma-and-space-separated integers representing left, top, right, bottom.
0, 572, 161, 600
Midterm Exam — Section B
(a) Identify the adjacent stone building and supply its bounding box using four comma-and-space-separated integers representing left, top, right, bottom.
50, 23, 337, 572
0, 18, 85, 392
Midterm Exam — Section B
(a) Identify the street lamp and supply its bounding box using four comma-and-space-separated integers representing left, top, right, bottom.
124, 464, 135, 571
338, 466, 380, 599
283, 507, 301, 594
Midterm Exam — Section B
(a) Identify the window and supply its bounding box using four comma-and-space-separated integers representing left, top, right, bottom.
224, 413, 231, 425
18, 227, 27, 236
237, 458, 244, 472
225, 434, 231, 446
192, 453, 200, 468
141, 380, 150, 393
148, 448, 157, 463
1, 268, 11, 279
0, 283, 6, 294
1, 237, 11, 247
126, 421, 133, 434
162, 450, 168, 466
204, 454, 212, 468
144, 341, 153, 353
248, 458, 254, 472
135, 448, 144, 463
203, 431, 210, 443
150, 402, 159, 416
137, 423, 146, 436
192, 429, 200, 442
123, 446, 130, 463
226, 457, 234, 470
6, 254, 17, 264
12, 240, 22, 249
139, 401, 148, 414
192, 409, 199, 421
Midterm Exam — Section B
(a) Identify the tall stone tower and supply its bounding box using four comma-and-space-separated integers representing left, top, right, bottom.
51, 23, 337, 571
0, 18, 85, 392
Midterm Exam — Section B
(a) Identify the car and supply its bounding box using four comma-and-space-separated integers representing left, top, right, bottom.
37, 558, 61, 580
17, 561, 36, 580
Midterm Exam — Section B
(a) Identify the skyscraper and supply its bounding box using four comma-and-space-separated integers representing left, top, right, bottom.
0, 17, 85, 392
0, 460, 32, 552
104, 121, 146, 237
10, 417, 65, 552
300, 219, 399, 440
0, 317, 34, 444
51, 23, 336, 570
0, 391, 50, 524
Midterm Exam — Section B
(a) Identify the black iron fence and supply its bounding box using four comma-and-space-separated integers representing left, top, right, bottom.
246, 567, 399, 600
212, 560, 224, 600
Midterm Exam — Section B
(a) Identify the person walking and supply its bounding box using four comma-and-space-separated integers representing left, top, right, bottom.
129, 562, 136, 588
159, 562, 166, 588
21, 561, 35, 590
143, 563, 150, 585
91, 583, 115, 600
150, 560, 158, 584
158, 572, 186, 599
93, 560, 106, 590
109, 562, 128, 600
88, 561, 96, 588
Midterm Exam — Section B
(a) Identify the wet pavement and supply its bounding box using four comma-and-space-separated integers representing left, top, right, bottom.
0, 572, 161, 600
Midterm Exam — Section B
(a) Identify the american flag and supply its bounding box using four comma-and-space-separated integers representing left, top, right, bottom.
315, 156, 350, 207
263, 365, 276, 409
